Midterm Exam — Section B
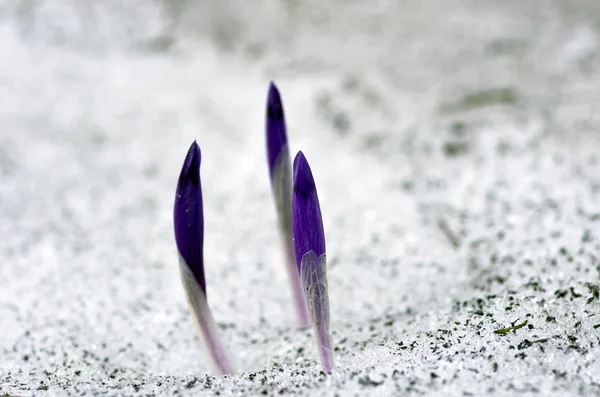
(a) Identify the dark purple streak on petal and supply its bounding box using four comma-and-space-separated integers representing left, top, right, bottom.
174, 141, 206, 295
292, 151, 326, 271
266, 81, 288, 180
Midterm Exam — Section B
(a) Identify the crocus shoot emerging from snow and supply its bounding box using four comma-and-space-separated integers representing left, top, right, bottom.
292, 151, 334, 373
174, 141, 235, 375
266, 82, 310, 327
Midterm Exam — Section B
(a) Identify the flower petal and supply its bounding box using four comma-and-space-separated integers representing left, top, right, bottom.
266, 84, 310, 327
180, 257, 235, 375
292, 151, 326, 271
266, 81, 288, 180
300, 250, 334, 373
174, 141, 206, 295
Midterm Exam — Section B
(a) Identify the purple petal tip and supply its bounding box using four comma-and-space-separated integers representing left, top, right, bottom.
292, 151, 316, 198
179, 141, 201, 183
174, 141, 206, 294
292, 151, 326, 270
266, 82, 288, 177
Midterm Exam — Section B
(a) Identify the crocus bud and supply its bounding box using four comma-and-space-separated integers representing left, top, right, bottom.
174, 141, 235, 375
292, 151, 334, 373
266, 82, 309, 327
174, 141, 205, 294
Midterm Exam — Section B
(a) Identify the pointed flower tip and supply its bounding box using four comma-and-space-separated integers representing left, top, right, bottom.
268, 80, 278, 95
179, 140, 202, 185
174, 141, 206, 294
292, 151, 326, 267
293, 151, 317, 198
266, 81, 288, 177
268, 81, 282, 107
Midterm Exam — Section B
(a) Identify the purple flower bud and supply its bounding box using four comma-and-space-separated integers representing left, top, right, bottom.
266, 82, 309, 327
265, 82, 292, 229
174, 141, 206, 295
174, 141, 235, 375
292, 151, 334, 373
292, 151, 326, 270
266, 82, 288, 181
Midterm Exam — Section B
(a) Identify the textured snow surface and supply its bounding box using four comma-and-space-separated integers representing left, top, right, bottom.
1, 0, 600, 396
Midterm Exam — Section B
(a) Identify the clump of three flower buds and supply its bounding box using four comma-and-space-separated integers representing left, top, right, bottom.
173, 82, 333, 375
